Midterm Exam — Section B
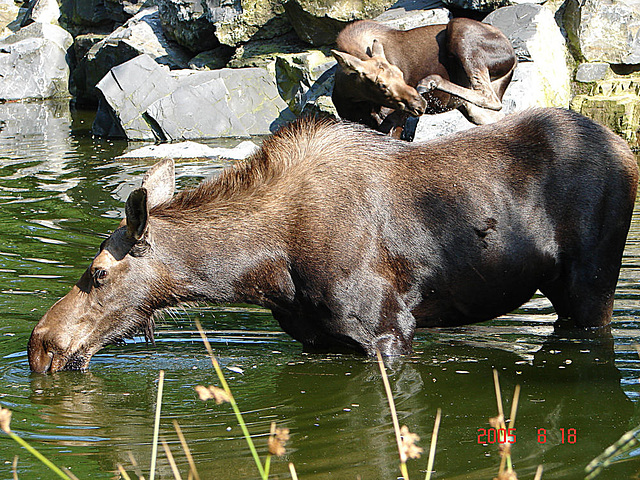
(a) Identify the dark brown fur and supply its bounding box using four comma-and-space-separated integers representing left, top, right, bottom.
28, 109, 638, 372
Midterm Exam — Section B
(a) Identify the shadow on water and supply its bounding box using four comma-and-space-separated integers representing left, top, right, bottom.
0, 101, 639, 479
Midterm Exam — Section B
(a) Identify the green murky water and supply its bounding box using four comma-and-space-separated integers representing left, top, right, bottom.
0, 100, 639, 480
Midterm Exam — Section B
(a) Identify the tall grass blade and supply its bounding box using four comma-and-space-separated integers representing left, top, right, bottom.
5, 431, 73, 480
195, 319, 267, 479
289, 462, 299, 480
161, 438, 183, 480
376, 350, 410, 479
173, 420, 200, 480
424, 408, 441, 480
150, 370, 165, 480
116, 464, 132, 480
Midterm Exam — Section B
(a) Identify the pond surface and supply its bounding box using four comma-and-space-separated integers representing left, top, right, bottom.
0, 100, 639, 480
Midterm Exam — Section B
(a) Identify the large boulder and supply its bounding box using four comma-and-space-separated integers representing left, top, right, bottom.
72, 6, 191, 106
284, 0, 396, 46
571, 77, 640, 147
93, 54, 295, 140
375, 0, 451, 30
20, 0, 60, 27
59, 0, 148, 35
202, 0, 291, 47
275, 49, 337, 116
564, 0, 640, 64
156, 0, 218, 53
485, 4, 571, 109
0, 22, 73, 100
227, 32, 309, 73
0, 0, 21, 39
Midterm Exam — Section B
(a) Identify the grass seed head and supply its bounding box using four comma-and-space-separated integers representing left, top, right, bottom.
0, 407, 11, 433
268, 422, 290, 457
400, 425, 422, 460
195, 385, 231, 404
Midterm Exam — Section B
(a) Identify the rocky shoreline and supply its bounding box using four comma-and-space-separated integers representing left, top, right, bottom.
1, 0, 639, 146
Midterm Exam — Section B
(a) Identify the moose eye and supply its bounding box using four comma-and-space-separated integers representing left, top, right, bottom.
92, 268, 108, 286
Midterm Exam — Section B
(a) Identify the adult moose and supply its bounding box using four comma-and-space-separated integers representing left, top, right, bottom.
28, 109, 637, 373
332, 18, 517, 138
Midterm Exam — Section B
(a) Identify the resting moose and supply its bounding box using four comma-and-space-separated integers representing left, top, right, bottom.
28, 109, 638, 373
332, 18, 517, 138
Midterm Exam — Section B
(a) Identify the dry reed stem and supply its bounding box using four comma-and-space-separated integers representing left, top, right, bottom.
533, 465, 543, 480
424, 408, 441, 480
149, 370, 165, 480
173, 420, 201, 480
508, 386, 520, 431
491, 370, 518, 478
161, 438, 183, 480
117, 464, 133, 480
376, 350, 411, 479
127, 452, 146, 480
289, 462, 299, 480
492, 370, 504, 420
61, 467, 79, 480
12, 455, 17, 480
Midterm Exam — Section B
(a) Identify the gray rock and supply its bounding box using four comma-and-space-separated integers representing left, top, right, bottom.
93, 54, 295, 140
441, 0, 543, 14
485, 5, 571, 108
564, 0, 640, 64
575, 62, 610, 83
60, 0, 150, 34
156, 0, 217, 53
227, 32, 308, 73
146, 68, 296, 139
0, 22, 73, 100
20, 0, 60, 27
188, 45, 235, 70
375, 0, 451, 29
202, 0, 291, 47
0, 0, 21, 39
73, 6, 192, 105
275, 49, 337, 116
284, 0, 396, 46
117, 140, 259, 161
93, 54, 206, 139
413, 109, 473, 142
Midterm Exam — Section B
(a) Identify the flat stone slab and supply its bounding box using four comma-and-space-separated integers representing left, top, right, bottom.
117, 140, 259, 161
93, 54, 295, 140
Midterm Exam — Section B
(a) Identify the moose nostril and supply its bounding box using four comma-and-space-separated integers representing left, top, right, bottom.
28, 348, 53, 373
27, 333, 54, 373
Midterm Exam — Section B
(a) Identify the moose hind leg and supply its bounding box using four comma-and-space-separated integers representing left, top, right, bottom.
541, 255, 623, 328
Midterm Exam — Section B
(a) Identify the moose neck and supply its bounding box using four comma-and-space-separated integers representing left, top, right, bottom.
148, 206, 294, 310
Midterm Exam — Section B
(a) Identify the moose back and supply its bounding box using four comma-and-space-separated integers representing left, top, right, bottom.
28, 109, 638, 372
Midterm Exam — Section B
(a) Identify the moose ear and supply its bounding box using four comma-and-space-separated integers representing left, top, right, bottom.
141, 158, 175, 209
125, 188, 148, 241
371, 39, 386, 59
332, 50, 366, 75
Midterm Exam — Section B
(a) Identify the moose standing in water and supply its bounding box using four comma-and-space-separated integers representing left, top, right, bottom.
332, 18, 517, 138
28, 109, 637, 373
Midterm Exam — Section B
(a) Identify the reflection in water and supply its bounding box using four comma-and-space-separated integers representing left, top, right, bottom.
0, 103, 638, 479
11, 327, 633, 480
